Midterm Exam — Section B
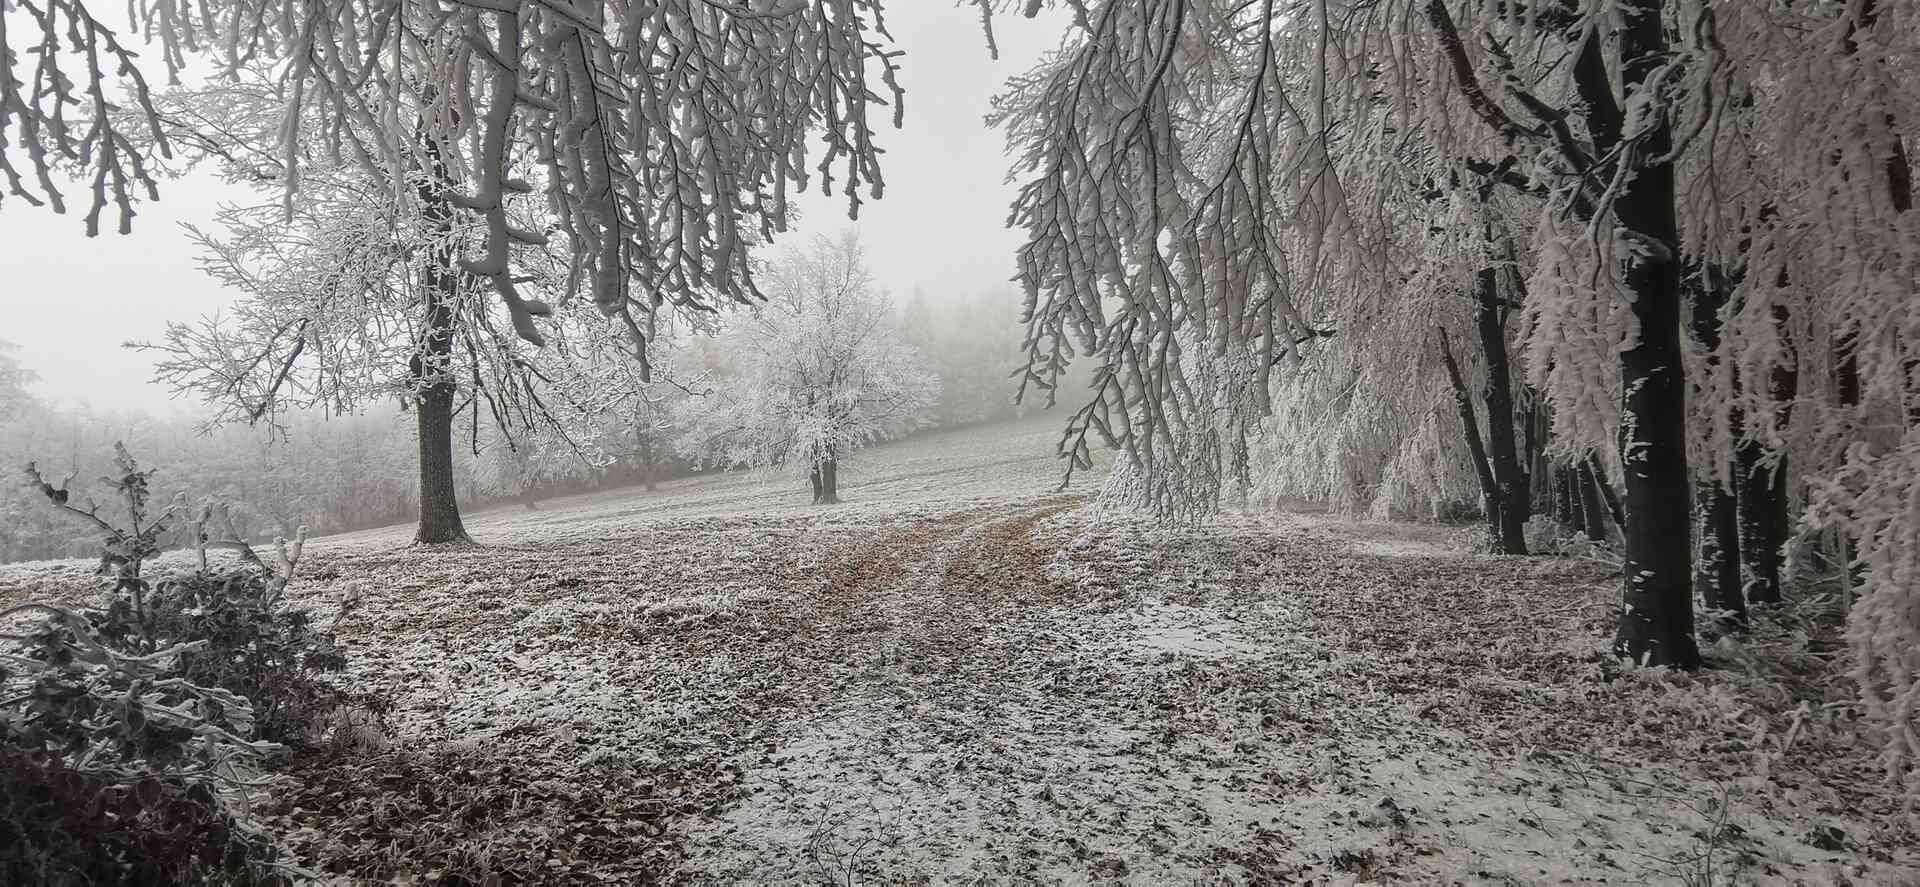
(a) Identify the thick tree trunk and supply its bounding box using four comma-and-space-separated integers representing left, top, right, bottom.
1609, 0, 1698, 668
412, 156, 470, 546
1689, 263, 1744, 629
1475, 267, 1528, 554
414, 378, 468, 543
819, 457, 840, 504
1695, 470, 1742, 629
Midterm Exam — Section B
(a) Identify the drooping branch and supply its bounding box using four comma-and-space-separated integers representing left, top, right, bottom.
1422, 0, 1538, 146
7, 0, 907, 377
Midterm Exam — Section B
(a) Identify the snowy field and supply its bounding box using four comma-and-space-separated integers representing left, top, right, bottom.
3, 416, 1912, 884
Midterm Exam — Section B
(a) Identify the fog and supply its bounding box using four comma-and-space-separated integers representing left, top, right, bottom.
2, 2, 1912, 883
0, 3, 1063, 412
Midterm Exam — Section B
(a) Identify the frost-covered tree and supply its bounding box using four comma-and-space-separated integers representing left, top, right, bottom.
465, 331, 679, 506
0, 340, 36, 421
599, 373, 690, 493
1676, 0, 1920, 801
3, 0, 902, 378
470, 423, 596, 510
135, 88, 641, 543
674, 234, 937, 504
987, 0, 1694, 658
0, 401, 420, 562
988, 0, 1920, 796
1413, 0, 1697, 663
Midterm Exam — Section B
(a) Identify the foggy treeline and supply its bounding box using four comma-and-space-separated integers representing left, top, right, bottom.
0, 288, 1061, 563
3, 0, 1918, 881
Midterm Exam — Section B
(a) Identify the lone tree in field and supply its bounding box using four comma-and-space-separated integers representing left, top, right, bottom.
674, 234, 937, 505
1, 0, 901, 381
136, 102, 626, 543
11, 0, 901, 543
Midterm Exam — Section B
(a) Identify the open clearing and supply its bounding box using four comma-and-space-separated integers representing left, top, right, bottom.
4, 417, 1912, 884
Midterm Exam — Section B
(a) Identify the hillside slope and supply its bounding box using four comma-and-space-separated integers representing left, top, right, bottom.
4, 417, 1910, 884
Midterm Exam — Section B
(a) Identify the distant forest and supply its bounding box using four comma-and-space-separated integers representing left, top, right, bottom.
0, 290, 1074, 563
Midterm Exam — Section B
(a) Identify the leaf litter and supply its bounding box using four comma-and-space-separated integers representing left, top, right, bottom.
1, 418, 1911, 884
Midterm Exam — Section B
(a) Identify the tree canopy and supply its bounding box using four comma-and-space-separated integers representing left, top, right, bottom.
987, 0, 1920, 792
2, 0, 904, 375
672, 233, 937, 503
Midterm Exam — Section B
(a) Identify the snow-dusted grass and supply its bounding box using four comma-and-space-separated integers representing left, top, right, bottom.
2, 415, 1910, 883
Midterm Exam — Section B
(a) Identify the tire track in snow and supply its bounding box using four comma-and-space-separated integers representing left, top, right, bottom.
679, 498, 1096, 882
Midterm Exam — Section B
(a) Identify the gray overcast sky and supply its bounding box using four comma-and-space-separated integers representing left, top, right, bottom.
0, 5, 1064, 413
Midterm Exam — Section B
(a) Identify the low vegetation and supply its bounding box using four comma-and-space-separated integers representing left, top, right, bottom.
2, 448, 361, 884
5, 422, 1907, 882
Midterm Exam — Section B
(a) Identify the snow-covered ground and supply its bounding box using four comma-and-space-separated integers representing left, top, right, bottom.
3, 417, 1912, 884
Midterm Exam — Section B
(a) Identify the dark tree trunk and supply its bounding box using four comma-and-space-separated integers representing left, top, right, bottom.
1438, 327, 1503, 548
1475, 267, 1528, 554
1737, 308, 1798, 607
819, 457, 840, 505
412, 153, 470, 546
1525, 396, 1552, 512
1688, 261, 1744, 629
1556, 463, 1584, 535
413, 381, 467, 543
1695, 471, 1742, 629
1734, 438, 1789, 607
1577, 459, 1610, 543
808, 465, 824, 504
1434, 0, 1693, 660
1609, 0, 1698, 668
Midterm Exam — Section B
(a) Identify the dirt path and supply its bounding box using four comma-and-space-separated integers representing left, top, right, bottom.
682, 502, 1088, 881
672, 507, 1912, 885
19, 419, 1904, 884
